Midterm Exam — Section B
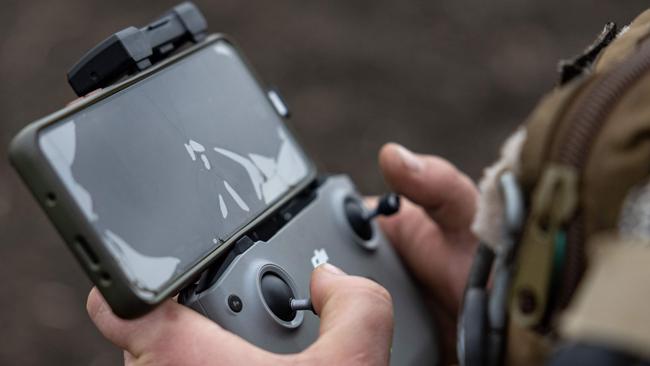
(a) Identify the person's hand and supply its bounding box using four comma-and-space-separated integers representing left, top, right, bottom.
374, 143, 479, 364
87, 264, 393, 365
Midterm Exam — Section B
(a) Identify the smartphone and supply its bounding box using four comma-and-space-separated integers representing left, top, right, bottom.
10, 35, 317, 318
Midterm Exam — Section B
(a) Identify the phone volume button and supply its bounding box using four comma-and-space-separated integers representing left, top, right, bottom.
74, 235, 101, 270
267, 89, 290, 118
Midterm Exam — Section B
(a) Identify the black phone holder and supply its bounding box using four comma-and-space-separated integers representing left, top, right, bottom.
67, 1, 207, 97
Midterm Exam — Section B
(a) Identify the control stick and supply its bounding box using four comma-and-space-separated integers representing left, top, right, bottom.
345, 193, 401, 241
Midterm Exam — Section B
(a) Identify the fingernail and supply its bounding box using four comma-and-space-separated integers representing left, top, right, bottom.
394, 144, 422, 172
318, 263, 346, 275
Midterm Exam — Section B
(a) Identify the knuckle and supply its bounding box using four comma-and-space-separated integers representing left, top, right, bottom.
426, 156, 462, 186
365, 280, 392, 305
347, 277, 394, 315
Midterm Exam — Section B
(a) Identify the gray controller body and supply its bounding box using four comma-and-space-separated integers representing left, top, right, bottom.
181, 175, 438, 365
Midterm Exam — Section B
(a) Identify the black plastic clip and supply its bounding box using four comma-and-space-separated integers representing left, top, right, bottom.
557, 22, 618, 85
67, 2, 207, 96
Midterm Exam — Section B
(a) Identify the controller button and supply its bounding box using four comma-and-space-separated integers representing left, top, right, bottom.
260, 273, 296, 321
227, 294, 243, 313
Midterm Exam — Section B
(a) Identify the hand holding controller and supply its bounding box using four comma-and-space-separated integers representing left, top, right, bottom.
376, 143, 479, 364
87, 263, 394, 365
87, 144, 479, 366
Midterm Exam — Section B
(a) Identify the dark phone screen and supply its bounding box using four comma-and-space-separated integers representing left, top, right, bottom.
38, 41, 312, 297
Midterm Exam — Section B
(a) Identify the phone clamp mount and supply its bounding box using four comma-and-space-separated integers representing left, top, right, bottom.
67, 1, 207, 97
65, 3, 439, 364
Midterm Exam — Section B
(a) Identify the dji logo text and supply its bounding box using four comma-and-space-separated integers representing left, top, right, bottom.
310, 249, 329, 268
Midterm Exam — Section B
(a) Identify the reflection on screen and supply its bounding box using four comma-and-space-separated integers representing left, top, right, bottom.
39, 41, 311, 296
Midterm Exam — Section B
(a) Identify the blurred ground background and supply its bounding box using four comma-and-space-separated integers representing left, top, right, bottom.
0, 1, 647, 365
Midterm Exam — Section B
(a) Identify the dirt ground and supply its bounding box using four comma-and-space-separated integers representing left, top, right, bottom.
0, 1, 647, 364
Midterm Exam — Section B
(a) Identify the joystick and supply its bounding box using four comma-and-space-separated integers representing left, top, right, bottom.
345, 193, 401, 241
261, 272, 297, 321
259, 271, 315, 321
289, 298, 314, 314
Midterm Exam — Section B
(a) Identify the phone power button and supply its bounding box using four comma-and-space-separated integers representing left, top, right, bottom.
267, 89, 290, 118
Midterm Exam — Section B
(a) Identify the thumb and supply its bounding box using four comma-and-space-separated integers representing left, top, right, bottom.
378, 142, 477, 233
305, 264, 394, 365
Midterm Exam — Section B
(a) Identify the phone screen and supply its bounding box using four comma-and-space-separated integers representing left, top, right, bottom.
38, 40, 313, 296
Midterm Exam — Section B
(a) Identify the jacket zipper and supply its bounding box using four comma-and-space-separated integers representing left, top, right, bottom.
551, 39, 650, 310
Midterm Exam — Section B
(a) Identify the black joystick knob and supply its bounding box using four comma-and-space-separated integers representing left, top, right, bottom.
345, 193, 401, 241
260, 273, 296, 321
